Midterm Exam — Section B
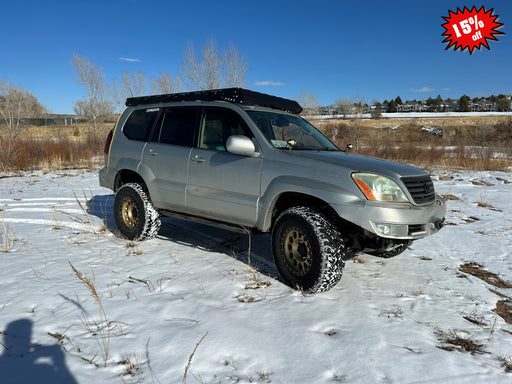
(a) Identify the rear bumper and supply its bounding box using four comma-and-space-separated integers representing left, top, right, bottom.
99, 166, 111, 190
333, 194, 446, 240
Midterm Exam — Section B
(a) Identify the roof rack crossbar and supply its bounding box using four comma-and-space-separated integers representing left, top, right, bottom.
125, 87, 302, 114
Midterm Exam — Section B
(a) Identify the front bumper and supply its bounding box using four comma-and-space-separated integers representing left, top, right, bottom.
333, 194, 446, 240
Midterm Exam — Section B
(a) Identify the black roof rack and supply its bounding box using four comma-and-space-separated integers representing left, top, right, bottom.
125, 87, 303, 114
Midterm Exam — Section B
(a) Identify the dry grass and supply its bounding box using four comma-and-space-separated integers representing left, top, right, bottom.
436, 329, 487, 354
0, 216, 15, 252
69, 261, 113, 366
119, 353, 144, 383
495, 300, 512, 325
0, 123, 111, 172
182, 331, 208, 384
317, 116, 512, 171
19, 122, 112, 140
500, 355, 512, 372
459, 262, 512, 289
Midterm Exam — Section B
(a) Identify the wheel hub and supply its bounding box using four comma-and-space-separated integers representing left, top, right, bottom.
283, 228, 312, 276
121, 199, 138, 228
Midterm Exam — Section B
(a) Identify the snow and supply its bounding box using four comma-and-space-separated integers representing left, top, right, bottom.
1, 169, 512, 383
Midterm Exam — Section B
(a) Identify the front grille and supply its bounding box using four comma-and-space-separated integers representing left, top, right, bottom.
401, 175, 435, 205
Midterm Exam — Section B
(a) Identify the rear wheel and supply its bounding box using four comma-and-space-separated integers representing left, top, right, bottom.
114, 183, 161, 241
272, 207, 345, 293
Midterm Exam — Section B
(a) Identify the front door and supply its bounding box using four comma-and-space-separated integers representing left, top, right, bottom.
187, 107, 262, 226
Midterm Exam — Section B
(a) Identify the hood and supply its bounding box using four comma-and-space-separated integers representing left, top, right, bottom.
290, 151, 428, 179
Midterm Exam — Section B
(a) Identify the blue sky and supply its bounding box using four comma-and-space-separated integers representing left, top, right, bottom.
1, 0, 510, 114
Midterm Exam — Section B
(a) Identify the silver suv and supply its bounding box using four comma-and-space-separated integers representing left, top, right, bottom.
100, 88, 446, 293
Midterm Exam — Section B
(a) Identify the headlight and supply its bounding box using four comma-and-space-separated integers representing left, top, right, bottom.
352, 173, 409, 202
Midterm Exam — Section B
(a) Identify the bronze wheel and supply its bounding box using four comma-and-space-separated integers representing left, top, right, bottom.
283, 228, 312, 276
272, 206, 346, 293
114, 183, 161, 241
121, 199, 139, 228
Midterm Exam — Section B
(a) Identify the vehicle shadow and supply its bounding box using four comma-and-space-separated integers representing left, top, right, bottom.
87, 195, 277, 277
0, 319, 78, 384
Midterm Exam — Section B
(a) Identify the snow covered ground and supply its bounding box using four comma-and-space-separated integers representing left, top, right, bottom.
1, 169, 511, 383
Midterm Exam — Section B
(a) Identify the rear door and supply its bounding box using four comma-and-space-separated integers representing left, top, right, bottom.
140, 106, 199, 211
187, 107, 263, 226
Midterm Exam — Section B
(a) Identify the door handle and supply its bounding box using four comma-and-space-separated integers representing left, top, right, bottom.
192, 154, 206, 163
148, 148, 158, 156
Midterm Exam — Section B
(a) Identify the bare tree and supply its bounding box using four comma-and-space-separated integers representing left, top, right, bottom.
222, 44, 247, 88
74, 98, 113, 123
181, 42, 204, 90
150, 72, 183, 94
181, 39, 247, 91
349, 95, 367, 149
71, 53, 113, 133
335, 98, 352, 117
351, 95, 367, 116
0, 79, 47, 138
201, 39, 221, 90
122, 71, 147, 97
110, 71, 151, 113
182, 39, 221, 90
298, 90, 319, 116
109, 77, 128, 114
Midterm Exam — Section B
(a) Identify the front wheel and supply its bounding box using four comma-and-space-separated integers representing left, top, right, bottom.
271, 207, 346, 293
114, 183, 161, 241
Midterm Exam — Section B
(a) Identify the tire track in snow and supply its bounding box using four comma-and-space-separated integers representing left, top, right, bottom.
0, 197, 100, 233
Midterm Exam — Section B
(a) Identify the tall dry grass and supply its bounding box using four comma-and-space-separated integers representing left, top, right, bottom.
0, 123, 111, 171
69, 261, 113, 367
0, 216, 15, 252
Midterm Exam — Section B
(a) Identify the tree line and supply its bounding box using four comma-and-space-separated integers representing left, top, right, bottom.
324, 94, 511, 118
380, 94, 511, 113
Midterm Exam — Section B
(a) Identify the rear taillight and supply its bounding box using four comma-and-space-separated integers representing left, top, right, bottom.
104, 129, 114, 154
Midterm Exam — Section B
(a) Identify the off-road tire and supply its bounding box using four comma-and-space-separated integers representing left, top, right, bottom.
271, 206, 345, 293
367, 240, 411, 259
114, 183, 161, 241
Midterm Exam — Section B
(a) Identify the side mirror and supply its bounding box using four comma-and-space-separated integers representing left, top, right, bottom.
345, 143, 354, 154
226, 135, 258, 157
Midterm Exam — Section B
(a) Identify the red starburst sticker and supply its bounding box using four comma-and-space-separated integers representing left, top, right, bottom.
442, 6, 504, 54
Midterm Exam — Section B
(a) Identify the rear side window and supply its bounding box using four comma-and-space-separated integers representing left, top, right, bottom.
154, 107, 198, 146
123, 108, 160, 141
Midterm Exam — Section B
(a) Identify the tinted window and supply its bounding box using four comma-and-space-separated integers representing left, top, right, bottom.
123, 108, 159, 141
199, 108, 252, 151
155, 108, 198, 146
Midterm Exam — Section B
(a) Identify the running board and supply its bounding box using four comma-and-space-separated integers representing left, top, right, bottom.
159, 210, 251, 234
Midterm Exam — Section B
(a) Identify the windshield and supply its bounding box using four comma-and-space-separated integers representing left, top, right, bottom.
247, 111, 339, 151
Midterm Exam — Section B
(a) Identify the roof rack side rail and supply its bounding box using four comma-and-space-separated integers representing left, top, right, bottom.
125, 87, 303, 114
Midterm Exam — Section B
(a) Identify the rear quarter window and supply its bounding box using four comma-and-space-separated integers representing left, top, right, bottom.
122, 108, 160, 141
